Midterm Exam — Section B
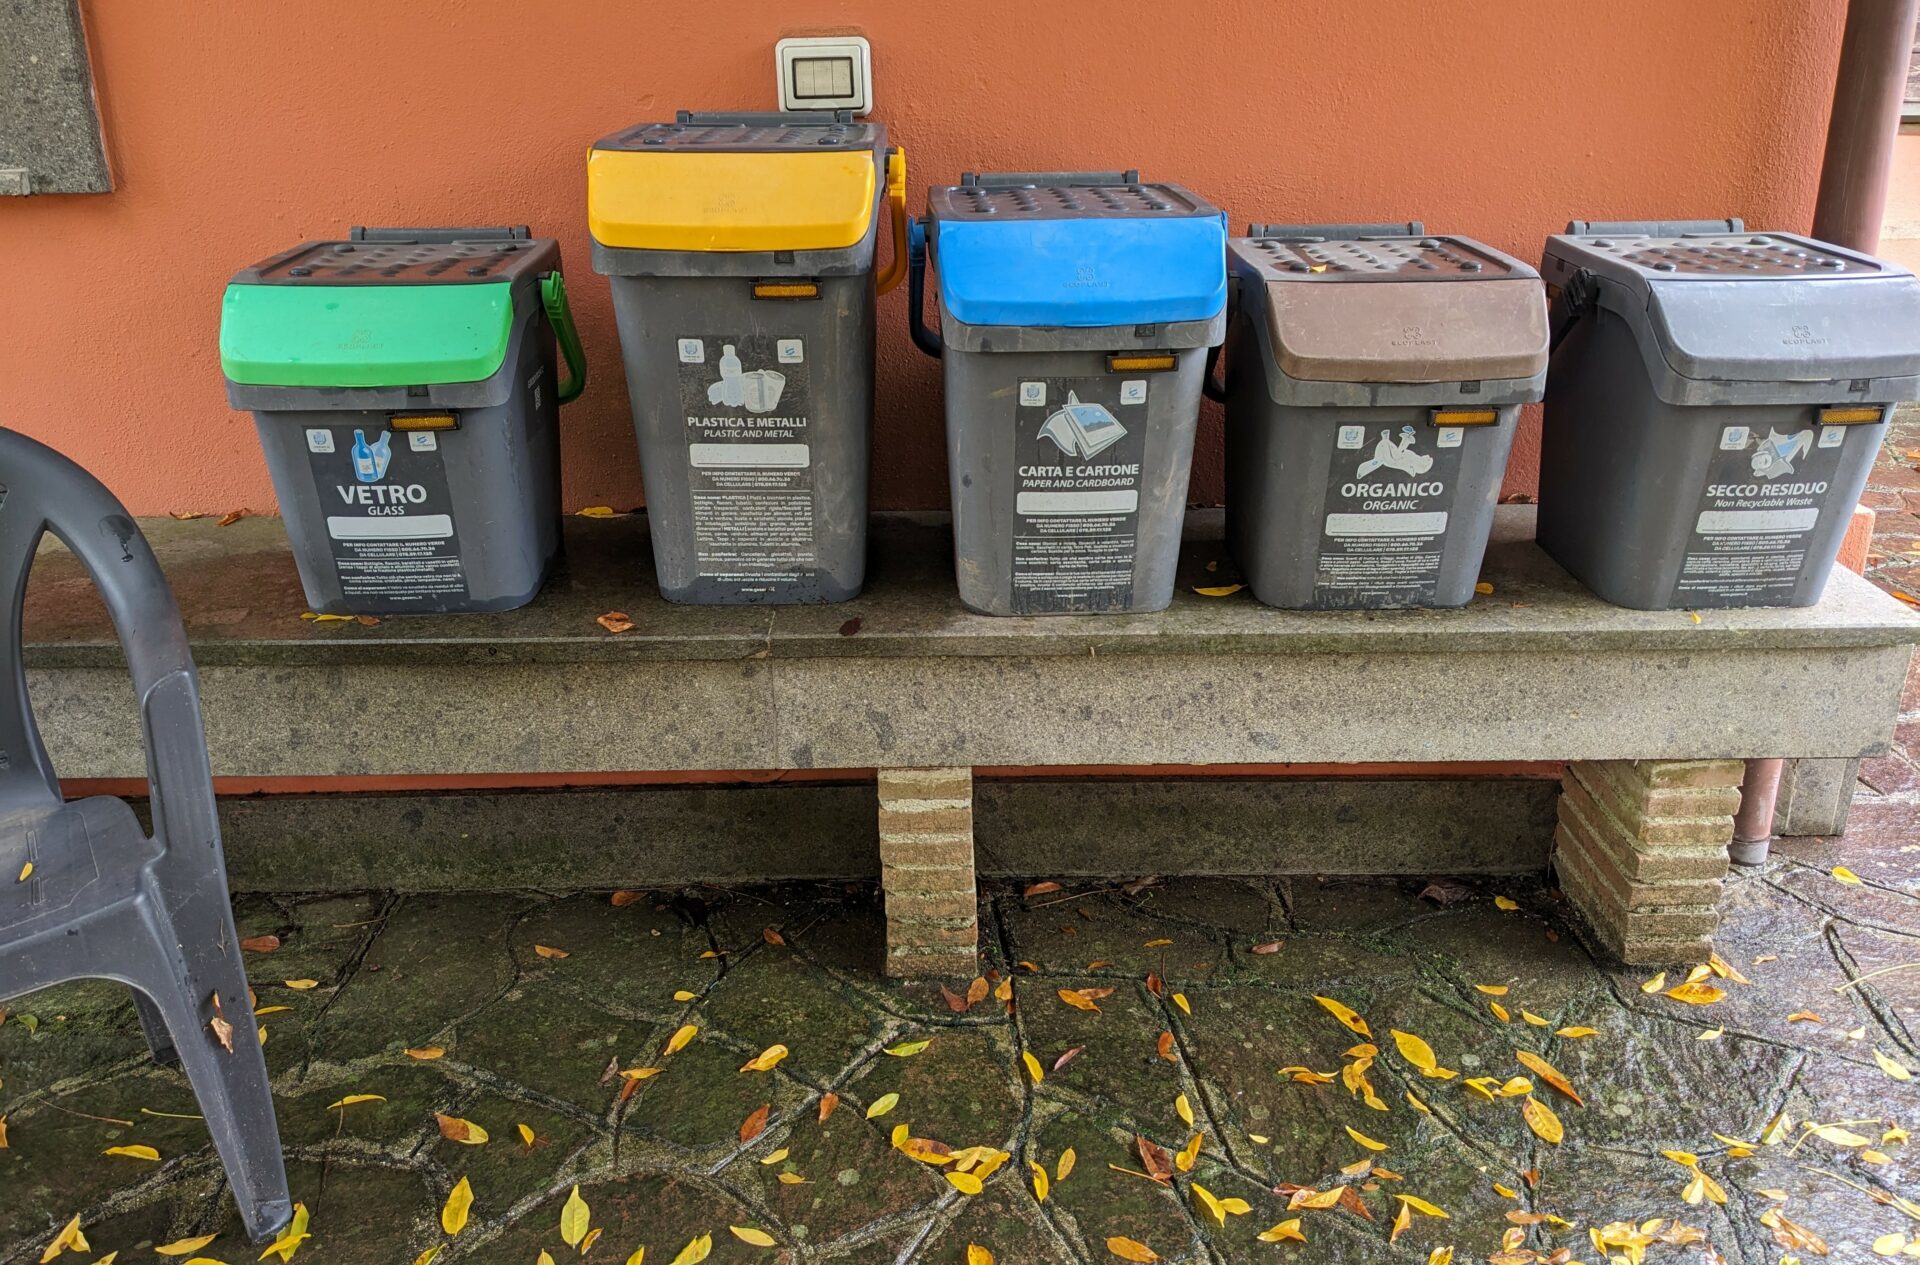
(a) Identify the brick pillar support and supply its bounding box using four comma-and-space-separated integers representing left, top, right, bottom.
878, 766, 978, 978
1553, 759, 1744, 965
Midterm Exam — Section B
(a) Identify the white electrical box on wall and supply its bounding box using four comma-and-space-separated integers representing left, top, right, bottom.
775, 36, 873, 116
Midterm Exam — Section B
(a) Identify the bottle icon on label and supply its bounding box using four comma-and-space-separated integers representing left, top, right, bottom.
351, 429, 393, 483
716, 344, 745, 407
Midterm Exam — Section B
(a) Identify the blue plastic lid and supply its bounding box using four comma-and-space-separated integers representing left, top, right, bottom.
927, 179, 1227, 328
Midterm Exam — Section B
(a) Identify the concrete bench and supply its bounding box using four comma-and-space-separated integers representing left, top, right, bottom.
23, 507, 1917, 975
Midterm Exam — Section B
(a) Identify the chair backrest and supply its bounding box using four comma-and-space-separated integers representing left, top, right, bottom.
0, 428, 207, 839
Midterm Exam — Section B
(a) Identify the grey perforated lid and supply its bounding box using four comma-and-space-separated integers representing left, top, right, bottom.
1232, 234, 1533, 283
232, 234, 558, 287
593, 110, 882, 154
928, 176, 1218, 222
1551, 232, 1883, 280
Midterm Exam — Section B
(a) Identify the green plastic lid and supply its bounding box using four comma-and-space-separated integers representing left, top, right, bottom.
219, 282, 515, 388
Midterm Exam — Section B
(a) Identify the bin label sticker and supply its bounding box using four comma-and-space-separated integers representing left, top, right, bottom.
1314, 423, 1464, 608
306, 424, 468, 607
1013, 378, 1144, 614
1676, 420, 1854, 607
678, 332, 817, 594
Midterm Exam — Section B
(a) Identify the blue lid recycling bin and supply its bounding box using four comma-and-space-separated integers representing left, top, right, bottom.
910, 171, 1227, 615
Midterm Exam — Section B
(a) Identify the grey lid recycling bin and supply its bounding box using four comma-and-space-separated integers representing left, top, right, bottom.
587, 110, 908, 605
909, 171, 1228, 616
1540, 220, 1920, 610
220, 226, 586, 616
1215, 223, 1549, 610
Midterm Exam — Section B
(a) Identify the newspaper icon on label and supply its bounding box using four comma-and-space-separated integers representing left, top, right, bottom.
1037, 391, 1128, 459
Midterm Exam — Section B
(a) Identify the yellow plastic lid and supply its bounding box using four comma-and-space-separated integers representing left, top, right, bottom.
588, 115, 881, 253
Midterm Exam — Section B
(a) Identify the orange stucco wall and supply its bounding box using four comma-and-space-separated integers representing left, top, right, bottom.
2, 1, 1846, 516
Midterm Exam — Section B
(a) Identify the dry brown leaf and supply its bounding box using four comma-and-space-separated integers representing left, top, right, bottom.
817, 1092, 839, 1123
1760, 1207, 1828, 1255
1136, 1134, 1174, 1184
610, 890, 644, 907
405, 1046, 445, 1060
596, 611, 635, 634
940, 983, 969, 1013
532, 944, 570, 960
739, 1103, 770, 1143
217, 509, 248, 527
1251, 940, 1284, 955
1156, 1031, 1176, 1063
1057, 988, 1101, 1013
434, 1113, 489, 1145
239, 934, 281, 954
1024, 881, 1063, 898
1053, 1045, 1084, 1072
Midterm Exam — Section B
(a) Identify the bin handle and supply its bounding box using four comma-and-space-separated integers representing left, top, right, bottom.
874, 146, 909, 297
1547, 268, 1598, 358
907, 216, 943, 359
540, 272, 588, 405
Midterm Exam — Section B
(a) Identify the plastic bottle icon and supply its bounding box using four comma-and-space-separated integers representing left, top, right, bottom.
716, 344, 746, 407
351, 429, 392, 482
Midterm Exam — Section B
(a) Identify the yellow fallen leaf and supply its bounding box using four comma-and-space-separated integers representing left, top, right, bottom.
1257, 1219, 1306, 1244
1289, 1187, 1343, 1210
252, 1006, 291, 1016
1397, 1195, 1449, 1218
559, 1184, 590, 1248
1406, 1090, 1431, 1115
1056, 988, 1100, 1013
102, 1144, 160, 1161
1832, 866, 1863, 885
518, 1123, 535, 1147
1698, 1026, 1724, 1041
576, 505, 620, 518
259, 1201, 310, 1264
1391, 1029, 1438, 1072
729, 1227, 776, 1247
1474, 984, 1509, 996
533, 944, 569, 959
759, 1147, 790, 1165
1192, 584, 1243, 598
441, 1176, 473, 1235
1515, 1050, 1583, 1106
539, 1252, 556, 1265
1031, 1159, 1050, 1201
1175, 1093, 1194, 1126
1474, 581, 1495, 595
1493, 896, 1518, 911
1175, 1131, 1202, 1173
404, 1046, 445, 1060
667, 1235, 712, 1265
411, 1249, 443, 1265
665, 1024, 698, 1055
1874, 1049, 1914, 1081
1057, 1147, 1077, 1181
866, 1092, 899, 1119
1666, 981, 1727, 1005
1346, 1126, 1388, 1152
284, 980, 320, 990
1172, 993, 1191, 1015
672, 989, 697, 1002
1022, 1051, 1044, 1084
967, 1247, 994, 1265
1427, 1249, 1454, 1265
777, 1172, 807, 1185
1497, 1076, 1532, 1097
1520, 1011, 1549, 1027
1641, 971, 1667, 993
156, 1234, 217, 1257
1106, 1235, 1160, 1262
1555, 1026, 1599, 1039
947, 1170, 984, 1195
890, 1123, 909, 1148
1490, 1002, 1511, 1022
325, 1093, 385, 1111
1873, 1232, 1908, 1257
885, 1039, 932, 1057
435, 1113, 489, 1145
620, 1067, 662, 1082
740, 1043, 789, 1072
16, 862, 31, 882
1521, 1096, 1564, 1145
1810, 1123, 1871, 1147
1314, 996, 1371, 1038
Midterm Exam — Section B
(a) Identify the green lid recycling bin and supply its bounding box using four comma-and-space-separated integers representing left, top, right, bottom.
221, 226, 586, 615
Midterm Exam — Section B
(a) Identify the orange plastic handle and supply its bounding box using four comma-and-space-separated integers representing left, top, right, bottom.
874, 146, 909, 296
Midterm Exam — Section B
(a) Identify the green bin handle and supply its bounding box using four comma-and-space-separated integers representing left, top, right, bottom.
540, 272, 588, 405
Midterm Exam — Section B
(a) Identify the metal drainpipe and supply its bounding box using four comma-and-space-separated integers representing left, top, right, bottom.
1732, 0, 1915, 865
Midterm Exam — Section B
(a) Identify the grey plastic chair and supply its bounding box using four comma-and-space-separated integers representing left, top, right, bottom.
0, 428, 292, 1242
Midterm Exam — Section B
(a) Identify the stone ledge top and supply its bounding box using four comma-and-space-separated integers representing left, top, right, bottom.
21, 507, 1920, 668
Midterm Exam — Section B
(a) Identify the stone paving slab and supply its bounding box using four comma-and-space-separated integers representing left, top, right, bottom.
2, 858, 1915, 1265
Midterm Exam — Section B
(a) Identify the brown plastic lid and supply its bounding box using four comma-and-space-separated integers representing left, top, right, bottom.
1233, 236, 1548, 383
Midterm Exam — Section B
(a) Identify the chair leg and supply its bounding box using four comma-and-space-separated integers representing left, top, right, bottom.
130, 935, 293, 1244
132, 991, 180, 1066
